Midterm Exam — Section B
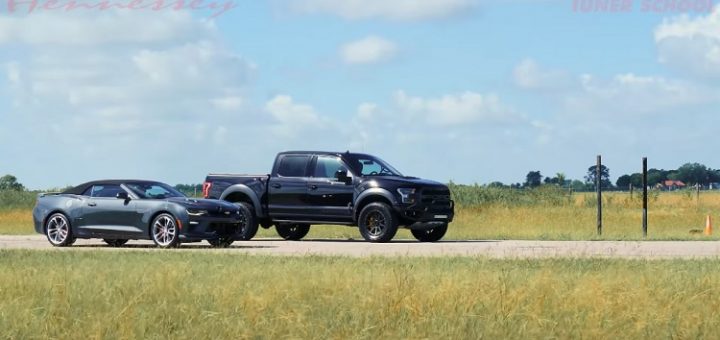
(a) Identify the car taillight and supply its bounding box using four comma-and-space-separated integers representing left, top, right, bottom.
202, 182, 212, 198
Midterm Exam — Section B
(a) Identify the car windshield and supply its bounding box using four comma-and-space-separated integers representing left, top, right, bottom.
125, 182, 186, 199
344, 154, 403, 177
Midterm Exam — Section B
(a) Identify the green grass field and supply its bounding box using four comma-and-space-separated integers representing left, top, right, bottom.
1, 250, 719, 339
4, 190, 720, 240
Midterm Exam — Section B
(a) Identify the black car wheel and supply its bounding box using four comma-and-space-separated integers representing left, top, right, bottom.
411, 223, 448, 242
358, 202, 398, 243
45, 213, 75, 247
151, 213, 180, 248
103, 239, 129, 247
207, 237, 234, 248
276, 223, 310, 241
234, 202, 259, 241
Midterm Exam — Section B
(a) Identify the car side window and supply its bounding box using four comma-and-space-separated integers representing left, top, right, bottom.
314, 156, 347, 179
277, 155, 310, 177
89, 185, 124, 198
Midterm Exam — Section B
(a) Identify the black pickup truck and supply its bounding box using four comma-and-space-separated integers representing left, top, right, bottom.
203, 151, 454, 243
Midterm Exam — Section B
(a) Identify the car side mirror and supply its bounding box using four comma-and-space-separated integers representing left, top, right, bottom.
335, 170, 352, 185
116, 192, 130, 200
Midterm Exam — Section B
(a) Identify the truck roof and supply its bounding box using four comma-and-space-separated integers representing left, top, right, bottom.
278, 151, 372, 158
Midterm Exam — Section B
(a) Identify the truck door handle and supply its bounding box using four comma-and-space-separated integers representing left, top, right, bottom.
271, 183, 282, 189
88, 202, 97, 207
309, 185, 318, 190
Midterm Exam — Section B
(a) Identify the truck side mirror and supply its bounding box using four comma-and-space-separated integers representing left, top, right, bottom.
335, 170, 352, 185
116, 192, 129, 200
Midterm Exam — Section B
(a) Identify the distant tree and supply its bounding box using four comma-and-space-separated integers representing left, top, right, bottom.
675, 163, 709, 185
647, 169, 667, 186
556, 173, 567, 187
585, 165, 612, 189
0, 175, 25, 191
570, 180, 589, 191
524, 171, 543, 188
487, 181, 506, 188
616, 175, 632, 188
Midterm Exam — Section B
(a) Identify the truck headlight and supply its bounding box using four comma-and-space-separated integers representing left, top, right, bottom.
397, 188, 416, 204
187, 209, 208, 217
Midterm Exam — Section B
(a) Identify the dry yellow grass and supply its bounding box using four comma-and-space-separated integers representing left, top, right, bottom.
0, 209, 33, 235
2, 251, 720, 339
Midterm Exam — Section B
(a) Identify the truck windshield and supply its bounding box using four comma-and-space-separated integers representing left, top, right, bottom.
344, 154, 403, 177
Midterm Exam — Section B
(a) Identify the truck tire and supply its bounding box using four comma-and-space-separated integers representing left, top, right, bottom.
358, 202, 398, 243
276, 223, 310, 241
411, 224, 448, 242
235, 202, 259, 241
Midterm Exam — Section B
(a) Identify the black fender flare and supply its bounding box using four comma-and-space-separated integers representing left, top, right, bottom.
353, 188, 399, 221
220, 184, 264, 217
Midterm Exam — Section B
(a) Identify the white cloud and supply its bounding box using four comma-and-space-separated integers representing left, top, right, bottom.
0, 11, 215, 45
655, 7, 720, 78
0, 11, 258, 187
212, 96, 244, 111
393, 90, 524, 126
513, 58, 573, 91
340, 36, 398, 65
289, 0, 477, 21
564, 73, 719, 119
265, 95, 320, 124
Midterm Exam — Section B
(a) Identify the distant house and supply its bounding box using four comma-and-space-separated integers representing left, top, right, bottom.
663, 180, 686, 191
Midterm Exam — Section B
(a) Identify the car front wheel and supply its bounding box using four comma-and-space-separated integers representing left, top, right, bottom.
276, 223, 310, 241
45, 213, 75, 247
234, 202, 259, 241
411, 224, 448, 242
358, 202, 398, 243
151, 213, 180, 248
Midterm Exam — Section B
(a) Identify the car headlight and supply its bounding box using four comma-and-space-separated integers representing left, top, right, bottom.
397, 188, 416, 204
187, 209, 208, 217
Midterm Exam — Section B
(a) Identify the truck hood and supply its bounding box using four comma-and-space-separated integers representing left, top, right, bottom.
362, 176, 447, 188
167, 197, 239, 210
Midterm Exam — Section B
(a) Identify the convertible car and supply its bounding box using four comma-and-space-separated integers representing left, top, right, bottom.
32, 180, 254, 248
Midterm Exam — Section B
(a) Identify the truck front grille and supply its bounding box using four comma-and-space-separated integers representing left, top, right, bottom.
420, 189, 452, 212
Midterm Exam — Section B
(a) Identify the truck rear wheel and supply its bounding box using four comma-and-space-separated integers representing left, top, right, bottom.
411, 223, 448, 242
358, 202, 398, 243
276, 223, 310, 241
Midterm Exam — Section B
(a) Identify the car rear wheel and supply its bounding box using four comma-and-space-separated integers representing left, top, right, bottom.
234, 202, 259, 241
411, 223, 448, 242
103, 239, 129, 247
276, 223, 310, 241
151, 214, 180, 248
45, 213, 75, 247
358, 202, 398, 243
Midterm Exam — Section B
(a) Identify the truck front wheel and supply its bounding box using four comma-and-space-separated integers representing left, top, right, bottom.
411, 224, 448, 242
276, 223, 310, 241
358, 202, 398, 243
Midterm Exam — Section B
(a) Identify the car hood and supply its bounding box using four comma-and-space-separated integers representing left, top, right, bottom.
167, 197, 238, 210
362, 176, 447, 188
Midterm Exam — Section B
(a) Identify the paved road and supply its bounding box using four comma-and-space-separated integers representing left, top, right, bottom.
2, 235, 720, 258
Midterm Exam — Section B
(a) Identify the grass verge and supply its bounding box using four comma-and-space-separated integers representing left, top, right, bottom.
1, 250, 719, 338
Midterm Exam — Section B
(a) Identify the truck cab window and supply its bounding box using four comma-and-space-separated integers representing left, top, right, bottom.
277, 155, 310, 177
314, 156, 347, 178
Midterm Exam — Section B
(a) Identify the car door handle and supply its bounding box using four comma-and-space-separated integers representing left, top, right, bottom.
309, 185, 318, 190
271, 183, 282, 189
88, 202, 97, 207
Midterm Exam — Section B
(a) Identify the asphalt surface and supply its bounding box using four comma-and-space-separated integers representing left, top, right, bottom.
2, 235, 720, 258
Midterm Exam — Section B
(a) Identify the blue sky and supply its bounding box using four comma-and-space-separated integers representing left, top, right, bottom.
1, 0, 719, 189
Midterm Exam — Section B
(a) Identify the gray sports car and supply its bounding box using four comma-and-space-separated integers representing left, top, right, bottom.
32, 180, 255, 248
